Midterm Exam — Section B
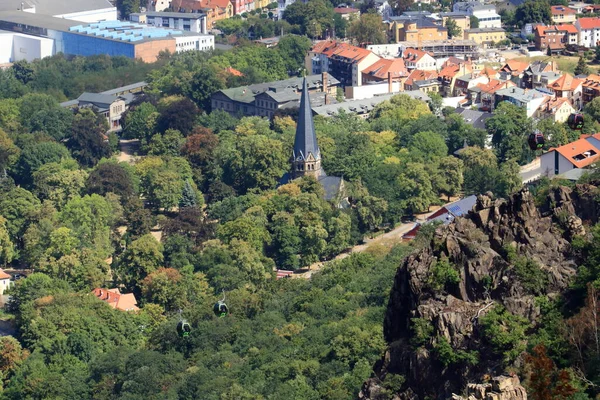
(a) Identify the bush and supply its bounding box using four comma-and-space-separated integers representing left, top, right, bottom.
434, 337, 479, 367
410, 317, 434, 347
479, 305, 529, 364
504, 246, 548, 295
428, 257, 460, 292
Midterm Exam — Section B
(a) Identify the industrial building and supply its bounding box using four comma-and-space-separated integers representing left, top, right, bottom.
0, 0, 117, 23
130, 12, 209, 34
0, 12, 214, 63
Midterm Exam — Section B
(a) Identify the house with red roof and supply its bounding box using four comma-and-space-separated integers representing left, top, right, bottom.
92, 288, 139, 312
404, 69, 440, 93
582, 74, 600, 104
334, 7, 360, 20
547, 73, 583, 109
575, 17, 600, 47
541, 138, 600, 177
539, 97, 576, 123
534, 24, 578, 53
551, 6, 576, 24
474, 79, 515, 111
361, 58, 408, 86
401, 48, 436, 71
499, 60, 530, 87
306, 41, 380, 87
438, 62, 472, 97
0, 269, 11, 296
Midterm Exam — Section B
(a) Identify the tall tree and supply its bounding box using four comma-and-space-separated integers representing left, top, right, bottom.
0, 216, 15, 266
445, 18, 462, 38
348, 13, 387, 45
574, 56, 591, 76
276, 35, 313, 74
122, 102, 159, 140
118, 234, 164, 293
179, 180, 199, 208
470, 16, 479, 29
515, 0, 552, 26
187, 67, 225, 112
67, 109, 111, 167
0, 129, 19, 176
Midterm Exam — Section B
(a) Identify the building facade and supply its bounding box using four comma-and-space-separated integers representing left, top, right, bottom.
575, 17, 600, 47
463, 27, 506, 47
130, 11, 209, 34
551, 6, 577, 24
452, 2, 501, 28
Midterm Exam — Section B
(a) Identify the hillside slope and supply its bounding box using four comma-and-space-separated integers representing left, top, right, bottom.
360, 183, 600, 399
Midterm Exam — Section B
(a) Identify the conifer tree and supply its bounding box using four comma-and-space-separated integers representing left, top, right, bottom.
179, 181, 198, 209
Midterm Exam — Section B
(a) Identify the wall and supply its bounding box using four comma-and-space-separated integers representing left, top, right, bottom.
63, 32, 135, 58
12, 34, 54, 62
56, 8, 118, 23
345, 81, 403, 99
134, 38, 176, 61
541, 151, 574, 176
0, 32, 14, 64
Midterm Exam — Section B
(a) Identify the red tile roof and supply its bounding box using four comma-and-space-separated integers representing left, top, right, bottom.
536, 24, 579, 35
362, 58, 408, 79
577, 17, 600, 30
0, 270, 10, 280
544, 96, 573, 112
402, 47, 433, 63
92, 288, 139, 312
550, 138, 600, 168
405, 69, 438, 85
548, 73, 583, 91
501, 60, 529, 75
583, 74, 600, 88
477, 79, 515, 94
313, 41, 375, 63
551, 5, 576, 15
334, 7, 359, 13
438, 63, 471, 80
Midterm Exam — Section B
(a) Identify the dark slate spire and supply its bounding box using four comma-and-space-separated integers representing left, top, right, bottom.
293, 78, 320, 162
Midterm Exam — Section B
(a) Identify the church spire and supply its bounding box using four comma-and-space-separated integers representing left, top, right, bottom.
292, 77, 322, 178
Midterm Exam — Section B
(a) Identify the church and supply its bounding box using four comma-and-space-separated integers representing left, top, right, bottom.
280, 78, 347, 207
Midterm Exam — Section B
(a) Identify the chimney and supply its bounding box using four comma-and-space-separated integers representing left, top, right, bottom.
388, 71, 393, 93
322, 72, 328, 94
325, 93, 330, 105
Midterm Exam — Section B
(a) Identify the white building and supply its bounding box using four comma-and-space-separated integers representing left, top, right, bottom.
0, 270, 11, 296
0, 31, 55, 64
375, 0, 393, 21
401, 48, 437, 71
0, 0, 117, 23
150, 0, 172, 12
452, 2, 501, 28
541, 138, 600, 177
575, 17, 600, 48
130, 11, 209, 34
175, 34, 215, 52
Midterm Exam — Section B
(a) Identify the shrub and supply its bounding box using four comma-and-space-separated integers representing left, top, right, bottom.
479, 305, 530, 365
428, 257, 460, 292
434, 337, 479, 367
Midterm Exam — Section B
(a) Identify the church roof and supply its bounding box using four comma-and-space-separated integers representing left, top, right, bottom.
293, 78, 320, 162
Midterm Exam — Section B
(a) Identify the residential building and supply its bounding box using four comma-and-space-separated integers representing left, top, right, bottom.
211, 73, 340, 118
130, 11, 209, 34
306, 41, 381, 87
534, 24, 578, 53
453, 72, 489, 97
540, 97, 575, 123
521, 22, 545, 40
582, 74, 600, 104
439, 12, 471, 32
0, 0, 117, 23
475, 79, 515, 111
568, 2, 588, 14
541, 137, 600, 177
0, 270, 11, 296
452, 2, 501, 28
361, 58, 408, 85
280, 78, 347, 206
334, 7, 360, 20
401, 48, 437, 71
0, 13, 214, 63
499, 59, 529, 87
584, 132, 600, 149
367, 40, 479, 59
175, 0, 234, 28
575, 17, 600, 47
92, 288, 139, 311
547, 73, 583, 108
151, 0, 172, 12
438, 62, 472, 97
404, 69, 440, 93
61, 92, 135, 131
454, 108, 493, 130
254, 36, 280, 47
375, 0, 393, 21
463, 27, 506, 48
522, 60, 558, 89
494, 87, 551, 117
313, 91, 431, 118
551, 5, 577, 24
388, 18, 448, 43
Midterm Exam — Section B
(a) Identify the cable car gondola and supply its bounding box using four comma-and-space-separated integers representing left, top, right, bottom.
213, 301, 229, 318
528, 132, 545, 151
567, 113, 584, 130
177, 320, 191, 338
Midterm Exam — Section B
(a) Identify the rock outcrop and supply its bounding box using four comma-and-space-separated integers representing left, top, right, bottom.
360, 184, 600, 399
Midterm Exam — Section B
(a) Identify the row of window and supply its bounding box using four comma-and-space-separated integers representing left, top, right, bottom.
477, 16, 501, 21
112, 104, 124, 114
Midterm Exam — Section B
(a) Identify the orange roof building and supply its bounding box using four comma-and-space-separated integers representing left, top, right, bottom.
225, 67, 244, 77
361, 58, 408, 84
541, 138, 600, 177
92, 288, 139, 312
540, 97, 575, 123
583, 74, 600, 104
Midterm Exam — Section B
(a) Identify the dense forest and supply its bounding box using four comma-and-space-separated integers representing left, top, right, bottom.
1, 44, 600, 399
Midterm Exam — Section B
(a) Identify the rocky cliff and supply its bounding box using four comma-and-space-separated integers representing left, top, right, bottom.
360, 183, 600, 400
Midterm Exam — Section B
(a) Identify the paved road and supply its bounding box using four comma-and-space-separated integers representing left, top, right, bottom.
117, 139, 140, 164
